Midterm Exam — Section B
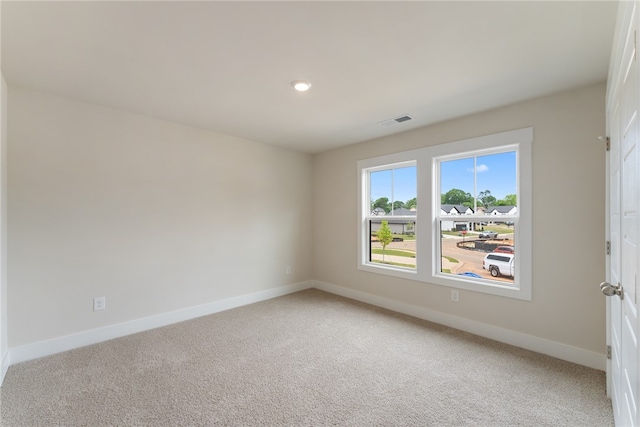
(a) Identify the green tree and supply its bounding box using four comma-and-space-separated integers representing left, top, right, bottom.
405, 197, 417, 209
478, 190, 496, 208
393, 200, 405, 211
502, 194, 517, 206
377, 220, 393, 263
372, 197, 391, 214
493, 194, 516, 206
442, 188, 473, 205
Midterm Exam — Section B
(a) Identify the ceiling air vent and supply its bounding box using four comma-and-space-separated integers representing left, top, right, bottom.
378, 115, 414, 128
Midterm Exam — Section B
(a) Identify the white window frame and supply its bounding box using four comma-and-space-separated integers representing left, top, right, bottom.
360, 159, 418, 276
357, 127, 533, 300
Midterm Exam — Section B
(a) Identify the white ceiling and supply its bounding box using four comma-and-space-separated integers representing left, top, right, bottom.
1, 1, 618, 154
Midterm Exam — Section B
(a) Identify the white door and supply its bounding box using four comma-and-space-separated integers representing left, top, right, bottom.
606, 3, 640, 426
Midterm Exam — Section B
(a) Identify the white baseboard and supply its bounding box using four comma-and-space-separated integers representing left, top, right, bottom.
313, 280, 606, 371
0, 349, 9, 387
9, 281, 313, 366
7, 279, 605, 372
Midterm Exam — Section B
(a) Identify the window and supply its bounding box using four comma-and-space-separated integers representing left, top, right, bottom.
436, 147, 518, 285
367, 163, 417, 269
358, 128, 532, 300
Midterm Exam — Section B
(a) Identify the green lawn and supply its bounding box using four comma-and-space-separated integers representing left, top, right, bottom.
371, 249, 416, 258
442, 224, 514, 236
372, 260, 416, 268
372, 234, 416, 241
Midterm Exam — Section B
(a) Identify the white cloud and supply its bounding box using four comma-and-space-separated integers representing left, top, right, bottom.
467, 164, 489, 173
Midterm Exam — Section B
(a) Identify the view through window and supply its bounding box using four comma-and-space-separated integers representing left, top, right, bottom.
358, 127, 532, 300
368, 164, 417, 269
437, 151, 517, 284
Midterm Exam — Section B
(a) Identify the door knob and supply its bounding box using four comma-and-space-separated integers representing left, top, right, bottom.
600, 282, 624, 299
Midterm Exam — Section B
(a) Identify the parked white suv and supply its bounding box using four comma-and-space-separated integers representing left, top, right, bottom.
483, 253, 515, 277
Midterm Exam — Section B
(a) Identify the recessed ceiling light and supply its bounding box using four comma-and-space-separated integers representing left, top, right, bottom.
292, 80, 312, 92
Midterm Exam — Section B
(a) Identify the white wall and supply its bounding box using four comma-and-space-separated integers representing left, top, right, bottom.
5, 82, 608, 369
0, 2, 7, 383
1, 73, 8, 381
313, 83, 607, 358
8, 87, 313, 349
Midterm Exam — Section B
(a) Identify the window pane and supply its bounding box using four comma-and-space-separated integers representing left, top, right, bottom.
368, 164, 417, 270
370, 166, 417, 215
440, 151, 517, 212
476, 151, 517, 209
370, 220, 416, 269
440, 158, 475, 209
370, 169, 393, 214
439, 220, 515, 284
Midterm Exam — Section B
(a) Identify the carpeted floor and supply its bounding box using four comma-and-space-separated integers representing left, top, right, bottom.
1, 289, 613, 426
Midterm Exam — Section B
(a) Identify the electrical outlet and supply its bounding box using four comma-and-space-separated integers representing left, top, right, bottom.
451, 290, 459, 302
93, 296, 106, 311
286, 266, 291, 275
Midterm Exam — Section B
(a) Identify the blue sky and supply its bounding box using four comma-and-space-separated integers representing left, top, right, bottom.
440, 151, 516, 201
370, 166, 416, 204
370, 151, 516, 205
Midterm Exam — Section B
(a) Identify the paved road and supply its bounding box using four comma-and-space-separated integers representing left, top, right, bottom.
442, 235, 514, 283
371, 234, 514, 284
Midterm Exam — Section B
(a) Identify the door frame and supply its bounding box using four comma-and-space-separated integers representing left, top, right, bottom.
605, 1, 639, 423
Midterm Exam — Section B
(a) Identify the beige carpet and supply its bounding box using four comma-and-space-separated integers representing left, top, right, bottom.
1, 289, 613, 426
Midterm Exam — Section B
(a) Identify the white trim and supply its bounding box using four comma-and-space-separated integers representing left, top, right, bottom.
357, 127, 533, 300
357, 156, 419, 280
313, 280, 605, 371
429, 128, 532, 300
9, 281, 312, 365
6, 279, 604, 373
0, 350, 9, 387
